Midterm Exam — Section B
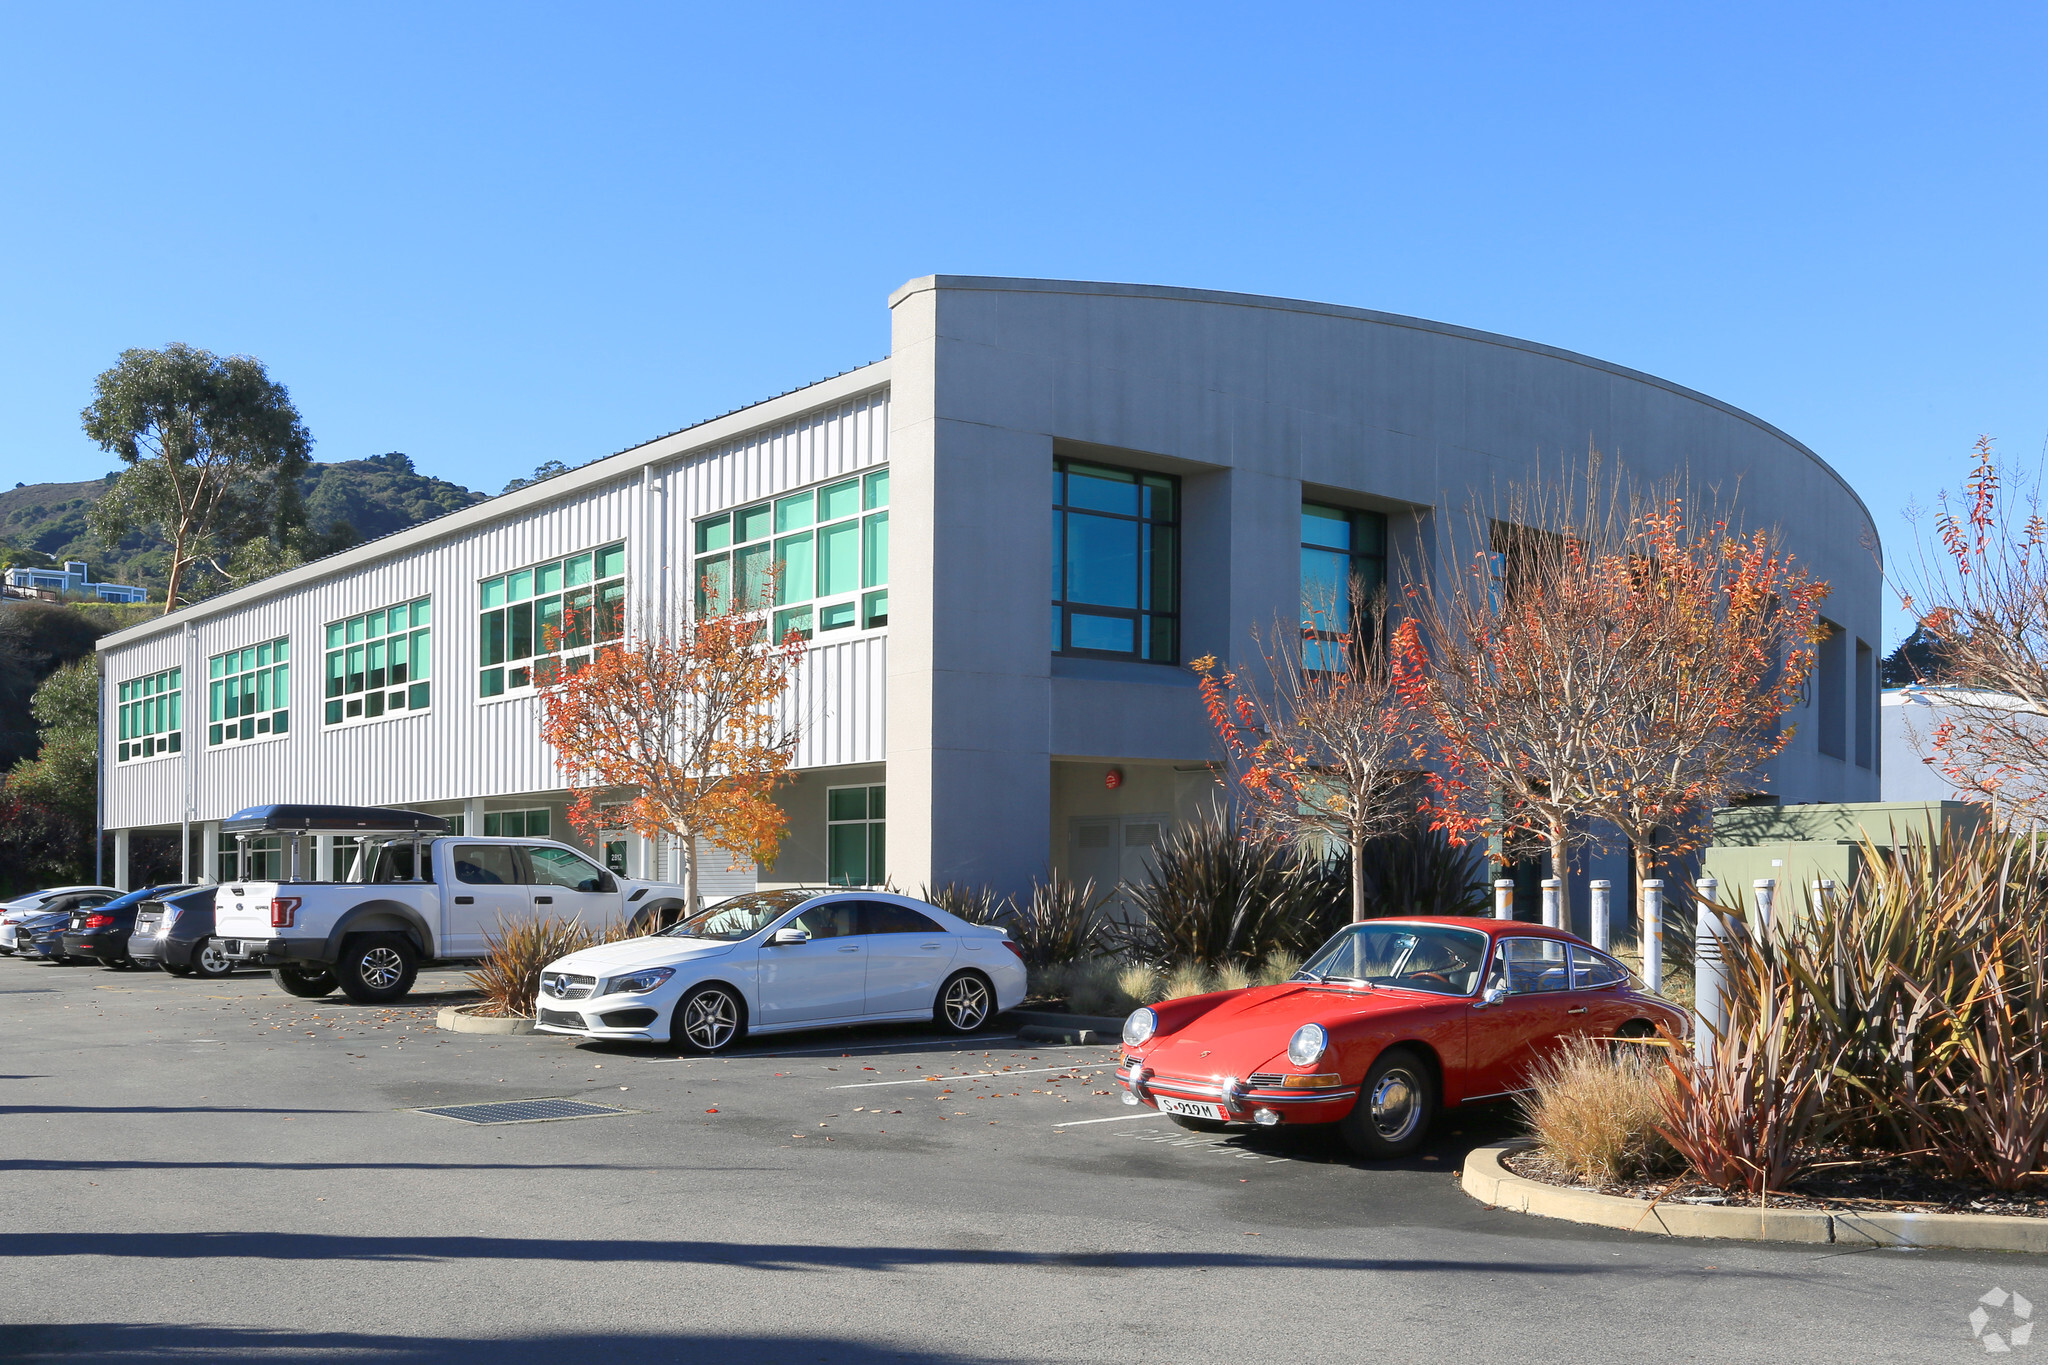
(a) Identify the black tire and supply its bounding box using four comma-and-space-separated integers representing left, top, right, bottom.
272, 966, 338, 998
1615, 1019, 1657, 1039
159, 962, 193, 977
188, 938, 235, 980
671, 983, 745, 1054
1166, 1112, 1232, 1133
334, 933, 418, 1004
1338, 1046, 1437, 1160
934, 970, 995, 1034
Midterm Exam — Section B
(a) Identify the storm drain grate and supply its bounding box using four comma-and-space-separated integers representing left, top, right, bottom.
412, 1098, 637, 1125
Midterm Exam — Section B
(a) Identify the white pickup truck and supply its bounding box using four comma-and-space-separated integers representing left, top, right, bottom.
211, 804, 692, 1003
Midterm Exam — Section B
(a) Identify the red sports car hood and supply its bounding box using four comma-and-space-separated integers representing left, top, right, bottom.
1142, 982, 1439, 1077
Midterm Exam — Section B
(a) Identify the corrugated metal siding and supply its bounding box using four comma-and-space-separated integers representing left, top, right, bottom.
101, 388, 889, 830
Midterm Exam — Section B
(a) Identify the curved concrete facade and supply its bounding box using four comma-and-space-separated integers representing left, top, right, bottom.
884, 276, 1881, 894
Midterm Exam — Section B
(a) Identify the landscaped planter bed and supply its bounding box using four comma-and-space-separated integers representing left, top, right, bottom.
1463, 1141, 2048, 1252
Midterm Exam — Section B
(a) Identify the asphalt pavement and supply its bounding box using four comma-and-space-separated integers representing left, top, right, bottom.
0, 957, 2035, 1363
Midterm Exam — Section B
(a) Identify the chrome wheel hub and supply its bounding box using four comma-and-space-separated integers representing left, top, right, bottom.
1370, 1067, 1422, 1141
360, 946, 404, 989
684, 990, 738, 1049
197, 943, 227, 973
943, 976, 990, 1030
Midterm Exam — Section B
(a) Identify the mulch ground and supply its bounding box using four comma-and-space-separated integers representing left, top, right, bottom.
1503, 1145, 2048, 1218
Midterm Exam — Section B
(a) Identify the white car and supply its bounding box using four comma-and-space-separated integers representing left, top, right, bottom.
0, 888, 120, 953
533, 889, 1028, 1052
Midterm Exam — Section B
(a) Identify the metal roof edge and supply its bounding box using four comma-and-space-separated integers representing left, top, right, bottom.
96, 358, 892, 653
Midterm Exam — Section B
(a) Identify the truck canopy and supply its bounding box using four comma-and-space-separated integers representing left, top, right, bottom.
219, 804, 451, 836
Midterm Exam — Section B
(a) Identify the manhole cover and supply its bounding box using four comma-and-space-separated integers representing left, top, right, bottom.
412, 1098, 636, 1125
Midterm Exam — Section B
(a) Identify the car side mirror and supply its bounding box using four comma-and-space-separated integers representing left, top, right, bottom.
769, 927, 810, 946
1479, 985, 1508, 1007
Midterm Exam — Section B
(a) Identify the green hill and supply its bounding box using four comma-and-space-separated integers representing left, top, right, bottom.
0, 453, 483, 599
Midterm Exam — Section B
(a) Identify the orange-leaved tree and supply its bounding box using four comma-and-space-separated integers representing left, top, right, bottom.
1192, 578, 1419, 924
1395, 464, 1825, 924
539, 596, 805, 916
1897, 437, 2048, 823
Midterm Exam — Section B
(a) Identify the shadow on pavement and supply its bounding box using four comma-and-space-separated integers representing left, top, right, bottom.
0, 1229, 1738, 1277
0, 1324, 1021, 1363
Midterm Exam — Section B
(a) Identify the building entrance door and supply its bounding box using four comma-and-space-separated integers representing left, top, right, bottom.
1067, 814, 1168, 924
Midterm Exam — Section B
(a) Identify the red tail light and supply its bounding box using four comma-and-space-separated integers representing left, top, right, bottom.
82, 914, 115, 928
1002, 940, 1025, 962
269, 897, 300, 928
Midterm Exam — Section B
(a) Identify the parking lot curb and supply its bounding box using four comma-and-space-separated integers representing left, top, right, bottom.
1006, 1009, 1124, 1046
436, 1005, 538, 1035
1460, 1141, 2048, 1252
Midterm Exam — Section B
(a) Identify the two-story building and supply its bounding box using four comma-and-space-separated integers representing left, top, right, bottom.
95, 276, 1884, 921
8, 559, 146, 603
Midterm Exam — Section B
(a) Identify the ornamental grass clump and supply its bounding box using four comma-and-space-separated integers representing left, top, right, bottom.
467, 914, 640, 1018
1517, 1037, 1680, 1186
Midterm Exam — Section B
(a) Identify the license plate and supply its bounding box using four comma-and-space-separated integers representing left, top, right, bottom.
1157, 1096, 1227, 1121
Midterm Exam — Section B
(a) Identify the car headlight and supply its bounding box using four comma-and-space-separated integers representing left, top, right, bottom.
1123, 1007, 1157, 1047
1288, 1023, 1328, 1068
603, 967, 676, 995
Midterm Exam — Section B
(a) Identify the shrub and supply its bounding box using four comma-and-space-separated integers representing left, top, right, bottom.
1517, 1037, 1680, 1185
1028, 959, 1140, 1016
467, 914, 639, 1018
1117, 962, 1161, 1006
1160, 961, 1211, 1001
1352, 817, 1491, 918
1255, 950, 1302, 986
1007, 872, 1114, 967
1213, 961, 1252, 992
921, 882, 1008, 927
1117, 817, 1344, 967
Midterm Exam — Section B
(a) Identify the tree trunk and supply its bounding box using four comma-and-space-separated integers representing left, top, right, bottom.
680, 828, 700, 914
1547, 818, 1572, 931
1350, 830, 1367, 924
162, 532, 187, 616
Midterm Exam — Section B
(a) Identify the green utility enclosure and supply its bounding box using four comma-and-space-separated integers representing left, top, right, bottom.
1701, 801, 1988, 923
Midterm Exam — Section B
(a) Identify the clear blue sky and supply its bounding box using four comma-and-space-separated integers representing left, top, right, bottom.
2, 3, 2042, 644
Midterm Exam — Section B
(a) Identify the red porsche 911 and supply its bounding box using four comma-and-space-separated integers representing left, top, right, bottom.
1116, 917, 1689, 1158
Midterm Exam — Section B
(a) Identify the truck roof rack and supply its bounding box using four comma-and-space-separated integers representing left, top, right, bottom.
219, 804, 451, 835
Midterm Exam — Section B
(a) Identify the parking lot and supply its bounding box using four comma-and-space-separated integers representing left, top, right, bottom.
0, 959, 2035, 1363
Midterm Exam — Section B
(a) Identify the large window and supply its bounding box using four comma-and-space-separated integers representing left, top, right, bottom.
116, 667, 182, 762
828, 784, 886, 887
483, 808, 551, 837
694, 470, 890, 641
1301, 502, 1388, 670
479, 543, 625, 699
218, 834, 282, 882
1052, 459, 1178, 663
325, 598, 432, 726
209, 638, 290, 746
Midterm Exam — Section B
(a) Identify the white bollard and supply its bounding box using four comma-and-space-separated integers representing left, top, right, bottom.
1754, 879, 1777, 938
1694, 876, 1724, 1069
1642, 879, 1664, 995
1589, 879, 1612, 952
1494, 878, 1515, 920
1541, 877, 1562, 930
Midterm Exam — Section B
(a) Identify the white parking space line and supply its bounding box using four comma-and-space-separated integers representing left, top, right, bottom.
1052, 1112, 1155, 1126
832, 1061, 1114, 1088
747, 1034, 1024, 1057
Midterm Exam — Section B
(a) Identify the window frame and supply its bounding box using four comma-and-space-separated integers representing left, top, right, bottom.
693, 469, 889, 642
1300, 501, 1389, 671
322, 597, 433, 729
482, 808, 552, 839
825, 783, 887, 887
1052, 458, 1180, 664
115, 666, 184, 763
477, 541, 626, 702
208, 637, 292, 748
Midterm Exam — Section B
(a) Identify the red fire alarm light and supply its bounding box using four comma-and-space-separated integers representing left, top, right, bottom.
1105, 768, 1124, 790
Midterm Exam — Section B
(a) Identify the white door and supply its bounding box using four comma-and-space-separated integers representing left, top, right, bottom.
754, 900, 868, 1026
1068, 814, 1169, 925
444, 844, 531, 957
524, 845, 620, 930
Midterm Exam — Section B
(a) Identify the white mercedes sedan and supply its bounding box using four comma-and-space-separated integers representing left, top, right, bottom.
531, 889, 1028, 1052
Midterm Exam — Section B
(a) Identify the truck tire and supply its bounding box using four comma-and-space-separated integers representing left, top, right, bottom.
272, 966, 337, 997
334, 933, 418, 1004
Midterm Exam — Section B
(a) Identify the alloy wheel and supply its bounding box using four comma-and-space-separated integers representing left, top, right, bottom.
359, 946, 405, 990
196, 942, 230, 975
1369, 1066, 1422, 1142
683, 989, 739, 1051
943, 974, 991, 1031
